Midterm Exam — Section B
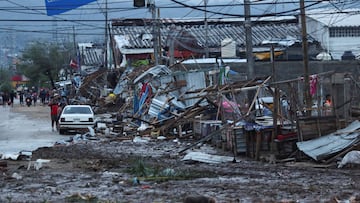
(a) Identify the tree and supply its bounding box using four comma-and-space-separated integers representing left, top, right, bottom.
18, 41, 74, 89
0, 69, 12, 92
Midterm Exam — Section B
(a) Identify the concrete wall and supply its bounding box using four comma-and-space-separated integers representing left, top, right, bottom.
182, 60, 360, 82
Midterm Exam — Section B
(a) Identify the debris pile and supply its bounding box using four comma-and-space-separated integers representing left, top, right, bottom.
70, 62, 360, 167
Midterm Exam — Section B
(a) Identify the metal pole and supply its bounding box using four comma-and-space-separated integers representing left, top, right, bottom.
205, 0, 209, 58
105, 0, 108, 69
157, 8, 161, 64
300, 0, 312, 116
150, 1, 159, 65
244, 0, 254, 79
271, 45, 279, 152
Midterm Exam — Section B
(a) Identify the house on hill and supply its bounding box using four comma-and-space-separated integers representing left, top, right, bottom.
110, 17, 322, 68
306, 8, 360, 60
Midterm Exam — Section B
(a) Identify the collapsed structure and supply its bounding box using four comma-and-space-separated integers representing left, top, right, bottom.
62, 17, 360, 166
68, 57, 360, 167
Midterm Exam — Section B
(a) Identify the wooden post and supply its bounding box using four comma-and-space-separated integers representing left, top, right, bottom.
255, 131, 261, 161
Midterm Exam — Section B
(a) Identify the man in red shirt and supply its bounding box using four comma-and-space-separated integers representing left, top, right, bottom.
48, 95, 59, 131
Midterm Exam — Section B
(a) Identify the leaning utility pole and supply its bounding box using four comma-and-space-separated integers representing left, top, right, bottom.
104, 0, 108, 69
244, 0, 254, 79
300, 0, 312, 115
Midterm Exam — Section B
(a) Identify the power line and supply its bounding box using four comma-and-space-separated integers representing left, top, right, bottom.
169, 0, 323, 18
5, 0, 104, 30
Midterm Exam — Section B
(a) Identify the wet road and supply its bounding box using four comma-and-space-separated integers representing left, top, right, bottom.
0, 100, 65, 156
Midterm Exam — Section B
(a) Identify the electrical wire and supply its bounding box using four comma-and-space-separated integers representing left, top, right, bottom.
170, 0, 323, 18
4, 0, 104, 30
0, 0, 358, 40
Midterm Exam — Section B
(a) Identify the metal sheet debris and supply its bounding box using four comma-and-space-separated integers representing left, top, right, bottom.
297, 120, 360, 161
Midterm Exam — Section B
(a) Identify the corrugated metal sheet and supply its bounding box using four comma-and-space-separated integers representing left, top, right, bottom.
111, 18, 309, 51
297, 120, 360, 161
78, 43, 104, 66
133, 65, 171, 84
176, 71, 207, 107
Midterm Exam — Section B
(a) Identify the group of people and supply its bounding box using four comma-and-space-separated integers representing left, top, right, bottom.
0, 86, 70, 132
1, 91, 17, 107
1, 87, 53, 107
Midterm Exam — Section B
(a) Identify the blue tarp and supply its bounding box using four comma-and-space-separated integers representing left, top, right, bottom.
45, 0, 96, 16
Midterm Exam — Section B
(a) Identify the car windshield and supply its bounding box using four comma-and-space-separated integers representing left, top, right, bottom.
63, 107, 92, 114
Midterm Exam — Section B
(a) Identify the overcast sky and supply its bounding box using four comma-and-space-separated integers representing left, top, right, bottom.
0, 0, 357, 47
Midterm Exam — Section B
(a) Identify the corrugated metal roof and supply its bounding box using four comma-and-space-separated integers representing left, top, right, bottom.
78, 43, 104, 66
307, 8, 360, 27
111, 18, 306, 51
297, 120, 360, 161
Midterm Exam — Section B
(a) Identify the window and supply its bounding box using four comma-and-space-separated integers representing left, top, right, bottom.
330, 26, 360, 37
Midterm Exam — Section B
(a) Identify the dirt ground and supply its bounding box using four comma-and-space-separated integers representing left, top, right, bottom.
0, 105, 359, 203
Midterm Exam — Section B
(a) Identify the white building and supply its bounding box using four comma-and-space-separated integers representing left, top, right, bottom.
306, 8, 360, 60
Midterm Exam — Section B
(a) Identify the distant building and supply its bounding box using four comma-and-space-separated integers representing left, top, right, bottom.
77, 42, 104, 68
11, 74, 29, 89
306, 8, 360, 60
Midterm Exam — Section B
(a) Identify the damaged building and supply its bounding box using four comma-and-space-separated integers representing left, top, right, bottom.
69, 17, 360, 167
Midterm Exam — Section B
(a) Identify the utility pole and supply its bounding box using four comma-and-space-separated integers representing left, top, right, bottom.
104, 0, 108, 69
72, 25, 77, 75
72, 26, 76, 56
157, 8, 161, 64
149, 0, 159, 65
244, 0, 254, 79
300, 0, 312, 116
205, 0, 209, 58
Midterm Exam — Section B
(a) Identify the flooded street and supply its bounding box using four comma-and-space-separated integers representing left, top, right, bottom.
0, 102, 359, 203
0, 102, 64, 155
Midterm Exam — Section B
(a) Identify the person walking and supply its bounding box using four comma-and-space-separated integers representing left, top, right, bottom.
48, 96, 59, 131
19, 91, 24, 106
9, 90, 16, 107
32, 91, 38, 106
2, 92, 9, 108
39, 88, 46, 105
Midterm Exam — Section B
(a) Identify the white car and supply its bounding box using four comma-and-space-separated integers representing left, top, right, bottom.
58, 105, 95, 135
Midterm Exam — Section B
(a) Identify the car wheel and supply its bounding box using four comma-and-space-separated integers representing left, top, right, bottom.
59, 129, 66, 135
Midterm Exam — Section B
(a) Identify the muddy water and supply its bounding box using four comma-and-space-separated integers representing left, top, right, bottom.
0, 104, 64, 155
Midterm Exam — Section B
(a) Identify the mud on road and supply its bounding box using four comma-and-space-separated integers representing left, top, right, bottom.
0, 106, 359, 203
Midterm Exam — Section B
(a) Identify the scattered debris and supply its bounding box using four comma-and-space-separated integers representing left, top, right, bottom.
183, 195, 216, 203
338, 150, 360, 168
27, 159, 51, 171
1, 154, 19, 160
297, 120, 360, 161
11, 172, 22, 180
182, 151, 235, 164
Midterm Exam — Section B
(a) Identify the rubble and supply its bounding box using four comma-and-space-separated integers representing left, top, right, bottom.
67, 61, 360, 167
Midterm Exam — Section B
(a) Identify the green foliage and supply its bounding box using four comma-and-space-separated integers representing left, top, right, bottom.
131, 59, 149, 67
128, 157, 153, 177
0, 82, 13, 93
126, 157, 212, 183
0, 69, 12, 92
18, 41, 75, 87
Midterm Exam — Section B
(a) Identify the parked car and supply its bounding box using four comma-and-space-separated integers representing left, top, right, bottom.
58, 105, 95, 135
